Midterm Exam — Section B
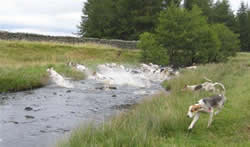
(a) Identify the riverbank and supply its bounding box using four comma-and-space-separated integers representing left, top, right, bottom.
0, 40, 140, 92
59, 53, 250, 146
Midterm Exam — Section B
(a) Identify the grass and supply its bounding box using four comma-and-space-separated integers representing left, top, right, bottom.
59, 53, 250, 147
0, 40, 140, 92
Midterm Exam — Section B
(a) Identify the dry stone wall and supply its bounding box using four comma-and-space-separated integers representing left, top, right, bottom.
0, 31, 139, 49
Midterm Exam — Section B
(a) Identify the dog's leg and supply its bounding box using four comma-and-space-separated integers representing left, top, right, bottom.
207, 109, 214, 128
188, 112, 200, 130
214, 109, 221, 115
215, 105, 223, 115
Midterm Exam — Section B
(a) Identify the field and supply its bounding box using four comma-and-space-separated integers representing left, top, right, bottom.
0, 40, 140, 92
1, 40, 250, 146
59, 53, 250, 147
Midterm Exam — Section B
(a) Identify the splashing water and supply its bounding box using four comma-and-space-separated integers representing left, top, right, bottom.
47, 68, 74, 88
96, 64, 150, 87
75, 64, 87, 72
0, 63, 176, 147
82, 63, 176, 88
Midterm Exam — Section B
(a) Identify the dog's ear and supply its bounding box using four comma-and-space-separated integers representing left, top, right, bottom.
191, 105, 202, 112
191, 105, 195, 112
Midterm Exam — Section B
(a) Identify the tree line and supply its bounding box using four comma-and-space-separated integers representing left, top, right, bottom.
79, 0, 181, 40
79, 0, 250, 66
184, 0, 250, 52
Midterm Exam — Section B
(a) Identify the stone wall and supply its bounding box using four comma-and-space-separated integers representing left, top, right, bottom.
0, 31, 139, 49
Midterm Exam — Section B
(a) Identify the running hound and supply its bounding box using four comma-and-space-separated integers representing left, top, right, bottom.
187, 94, 226, 130
182, 77, 225, 93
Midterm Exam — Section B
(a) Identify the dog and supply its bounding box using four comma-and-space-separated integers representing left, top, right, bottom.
67, 62, 87, 72
187, 93, 226, 130
182, 77, 225, 93
186, 65, 197, 70
47, 67, 74, 88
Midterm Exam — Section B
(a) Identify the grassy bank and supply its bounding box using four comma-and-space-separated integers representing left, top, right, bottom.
59, 53, 250, 147
0, 40, 140, 92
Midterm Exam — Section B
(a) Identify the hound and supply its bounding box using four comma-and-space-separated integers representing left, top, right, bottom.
47, 68, 74, 88
182, 77, 225, 93
187, 94, 226, 130
67, 62, 87, 72
186, 66, 197, 70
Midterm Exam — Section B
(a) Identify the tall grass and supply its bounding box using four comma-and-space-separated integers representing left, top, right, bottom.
59, 53, 250, 147
0, 40, 140, 92
0, 66, 48, 92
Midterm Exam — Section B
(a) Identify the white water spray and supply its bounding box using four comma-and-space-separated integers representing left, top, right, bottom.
96, 64, 149, 87
75, 64, 87, 72
88, 63, 176, 88
67, 62, 178, 88
47, 68, 74, 88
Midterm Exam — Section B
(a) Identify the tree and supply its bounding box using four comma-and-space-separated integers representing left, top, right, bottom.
158, 5, 222, 66
138, 32, 168, 65
210, 0, 237, 32
139, 5, 222, 67
79, 0, 181, 40
184, 0, 194, 10
184, 0, 213, 19
115, 0, 164, 40
211, 24, 240, 61
247, 11, 250, 51
78, 0, 119, 39
236, 2, 249, 51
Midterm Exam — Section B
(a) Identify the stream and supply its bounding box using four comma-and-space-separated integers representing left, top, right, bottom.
0, 63, 173, 147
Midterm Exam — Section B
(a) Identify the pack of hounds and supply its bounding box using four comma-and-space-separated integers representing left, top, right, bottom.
183, 77, 226, 131
47, 62, 226, 131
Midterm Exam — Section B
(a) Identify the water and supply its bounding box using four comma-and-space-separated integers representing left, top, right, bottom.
0, 63, 172, 147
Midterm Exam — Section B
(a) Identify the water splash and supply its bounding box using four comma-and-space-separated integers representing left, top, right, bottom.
47, 68, 74, 88
67, 62, 178, 88
75, 64, 87, 72
0, 63, 175, 147
96, 64, 149, 87
86, 63, 177, 88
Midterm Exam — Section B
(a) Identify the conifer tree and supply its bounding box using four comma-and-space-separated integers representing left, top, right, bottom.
210, 0, 237, 32
184, 0, 213, 18
236, 2, 249, 51
79, 0, 181, 40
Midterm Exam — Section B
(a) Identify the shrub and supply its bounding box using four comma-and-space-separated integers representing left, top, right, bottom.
138, 5, 224, 67
192, 25, 221, 63
156, 5, 221, 66
138, 5, 240, 67
138, 32, 169, 65
211, 24, 240, 62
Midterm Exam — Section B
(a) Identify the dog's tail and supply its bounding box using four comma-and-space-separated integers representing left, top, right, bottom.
204, 76, 213, 82
214, 82, 226, 95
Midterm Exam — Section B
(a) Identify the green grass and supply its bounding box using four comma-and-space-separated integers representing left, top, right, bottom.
0, 40, 140, 92
0, 66, 48, 92
59, 53, 250, 147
